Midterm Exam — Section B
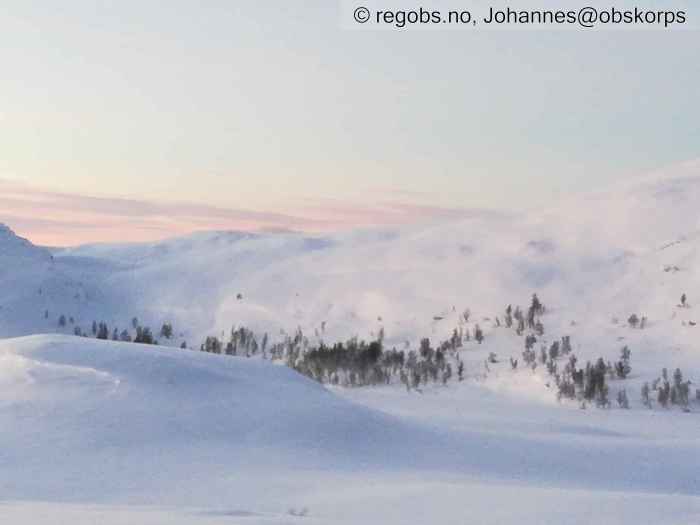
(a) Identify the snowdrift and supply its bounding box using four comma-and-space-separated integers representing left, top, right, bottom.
2, 165, 700, 522
1, 334, 699, 511
0, 334, 447, 505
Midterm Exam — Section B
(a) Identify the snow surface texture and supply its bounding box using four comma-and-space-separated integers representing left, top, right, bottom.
2, 335, 700, 524
2, 162, 700, 523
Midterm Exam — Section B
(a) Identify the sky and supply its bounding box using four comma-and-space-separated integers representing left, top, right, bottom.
1, 1, 698, 245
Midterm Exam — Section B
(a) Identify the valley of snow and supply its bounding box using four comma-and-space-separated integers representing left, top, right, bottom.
2, 163, 700, 524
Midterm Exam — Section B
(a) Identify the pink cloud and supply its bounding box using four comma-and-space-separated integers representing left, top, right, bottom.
0, 179, 478, 247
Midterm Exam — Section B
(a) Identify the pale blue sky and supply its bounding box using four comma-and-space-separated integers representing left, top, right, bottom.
1, 1, 698, 243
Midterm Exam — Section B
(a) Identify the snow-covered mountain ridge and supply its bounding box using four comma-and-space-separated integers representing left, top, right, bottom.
2, 164, 700, 524
3, 163, 700, 348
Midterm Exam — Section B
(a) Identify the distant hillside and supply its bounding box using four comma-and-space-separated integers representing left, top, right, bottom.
1, 163, 699, 350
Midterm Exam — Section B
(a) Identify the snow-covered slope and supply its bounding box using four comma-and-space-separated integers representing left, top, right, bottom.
3, 164, 700, 522
1, 334, 700, 524
2, 162, 699, 348
0, 224, 51, 261
0, 334, 699, 524
0, 225, 59, 337
2, 166, 700, 391
0, 335, 450, 501
2, 166, 700, 389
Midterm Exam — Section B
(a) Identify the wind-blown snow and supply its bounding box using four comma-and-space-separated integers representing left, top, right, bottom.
3, 163, 699, 349
1, 334, 699, 523
2, 164, 700, 523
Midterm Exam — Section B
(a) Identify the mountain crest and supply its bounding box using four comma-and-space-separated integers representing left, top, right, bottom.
0, 223, 50, 261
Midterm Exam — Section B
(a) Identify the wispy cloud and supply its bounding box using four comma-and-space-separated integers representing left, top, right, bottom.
0, 180, 477, 246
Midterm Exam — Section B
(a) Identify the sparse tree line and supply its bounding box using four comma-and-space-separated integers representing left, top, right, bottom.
198, 324, 473, 389
52, 311, 175, 347
641, 367, 696, 411
46, 292, 699, 412
500, 294, 546, 336
497, 296, 623, 408
493, 294, 698, 412
193, 294, 544, 390
611, 313, 647, 329
548, 346, 632, 409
